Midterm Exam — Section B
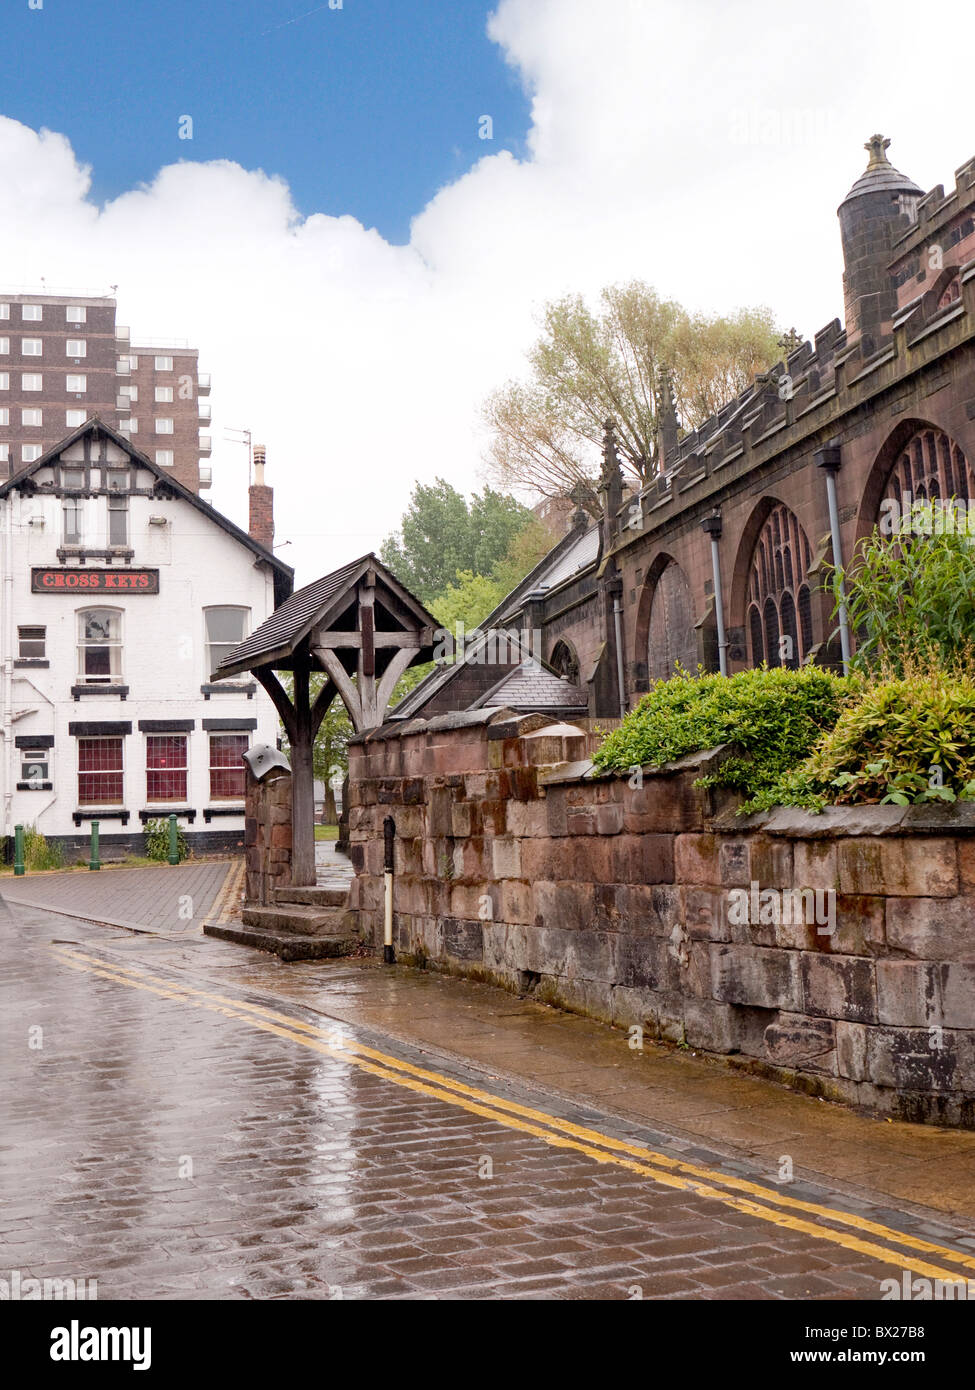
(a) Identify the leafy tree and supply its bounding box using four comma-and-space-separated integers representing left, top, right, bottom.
430, 571, 507, 635
484, 282, 781, 511
380, 479, 536, 604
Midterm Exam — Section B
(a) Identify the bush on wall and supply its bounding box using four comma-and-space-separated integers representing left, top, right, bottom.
592, 665, 852, 807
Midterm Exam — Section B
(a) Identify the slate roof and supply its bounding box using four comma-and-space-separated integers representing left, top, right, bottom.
470, 660, 588, 712
215, 551, 437, 677
0, 416, 294, 604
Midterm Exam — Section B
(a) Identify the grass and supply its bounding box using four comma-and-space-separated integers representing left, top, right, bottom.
315, 824, 340, 841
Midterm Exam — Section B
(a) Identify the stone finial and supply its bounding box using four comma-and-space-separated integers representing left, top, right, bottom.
655, 365, 679, 467
864, 134, 891, 170
600, 418, 622, 483
568, 480, 592, 528
777, 327, 803, 357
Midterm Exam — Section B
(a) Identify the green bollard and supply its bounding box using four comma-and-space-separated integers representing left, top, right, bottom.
89, 821, 100, 871
167, 813, 179, 865
14, 823, 25, 876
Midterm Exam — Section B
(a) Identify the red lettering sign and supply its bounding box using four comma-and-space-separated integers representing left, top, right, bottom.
31, 568, 159, 595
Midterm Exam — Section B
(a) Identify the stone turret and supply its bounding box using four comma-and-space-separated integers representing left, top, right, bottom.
838, 135, 922, 354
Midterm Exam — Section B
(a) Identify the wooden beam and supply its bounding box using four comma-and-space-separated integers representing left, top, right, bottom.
311, 631, 423, 649
254, 668, 296, 744
315, 648, 365, 732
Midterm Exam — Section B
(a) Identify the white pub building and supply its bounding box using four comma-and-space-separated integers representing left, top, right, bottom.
0, 419, 293, 856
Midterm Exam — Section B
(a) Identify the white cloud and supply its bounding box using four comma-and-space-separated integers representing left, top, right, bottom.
0, 0, 973, 584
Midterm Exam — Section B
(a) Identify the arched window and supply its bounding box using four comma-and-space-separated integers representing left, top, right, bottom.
880, 427, 975, 519
746, 504, 814, 667
646, 559, 697, 679
549, 639, 580, 686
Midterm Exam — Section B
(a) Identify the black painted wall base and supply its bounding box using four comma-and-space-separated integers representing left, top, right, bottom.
1, 830, 245, 864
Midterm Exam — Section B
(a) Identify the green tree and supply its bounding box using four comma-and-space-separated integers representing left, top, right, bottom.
430, 570, 507, 635
484, 282, 781, 512
380, 479, 536, 604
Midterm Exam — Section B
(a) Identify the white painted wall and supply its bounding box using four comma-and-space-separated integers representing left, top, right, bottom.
0, 441, 280, 843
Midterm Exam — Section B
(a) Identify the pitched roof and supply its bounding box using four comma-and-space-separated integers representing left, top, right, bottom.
470, 660, 588, 713
392, 521, 601, 719
215, 551, 437, 677
0, 416, 294, 604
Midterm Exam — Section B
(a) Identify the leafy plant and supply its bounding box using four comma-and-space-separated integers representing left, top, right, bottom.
592, 665, 851, 807
762, 664, 975, 810
827, 501, 975, 675
143, 817, 188, 863
22, 824, 63, 871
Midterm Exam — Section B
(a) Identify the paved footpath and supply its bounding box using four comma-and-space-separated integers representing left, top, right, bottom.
0, 860, 238, 936
3, 890, 975, 1301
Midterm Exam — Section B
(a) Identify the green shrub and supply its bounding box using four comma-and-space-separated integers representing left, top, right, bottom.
22, 824, 63, 871
763, 665, 975, 810
143, 817, 188, 863
592, 665, 851, 807
828, 501, 975, 674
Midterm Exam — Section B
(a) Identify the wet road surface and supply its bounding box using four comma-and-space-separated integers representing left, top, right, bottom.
3, 893, 975, 1301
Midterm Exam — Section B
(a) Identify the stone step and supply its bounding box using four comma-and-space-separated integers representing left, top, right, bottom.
273, 885, 348, 908
203, 921, 357, 962
242, 904, 348, 936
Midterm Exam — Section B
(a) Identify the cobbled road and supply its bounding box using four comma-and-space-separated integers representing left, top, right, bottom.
4, 892, 975, 1301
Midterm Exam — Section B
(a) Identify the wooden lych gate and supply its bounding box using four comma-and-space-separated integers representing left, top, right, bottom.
213, 553, 435, 885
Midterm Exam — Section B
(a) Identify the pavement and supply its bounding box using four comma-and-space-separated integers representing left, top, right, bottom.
3, 857, 975, 1300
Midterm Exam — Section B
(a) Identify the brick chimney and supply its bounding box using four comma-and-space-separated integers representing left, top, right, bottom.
248, 444, 274, 549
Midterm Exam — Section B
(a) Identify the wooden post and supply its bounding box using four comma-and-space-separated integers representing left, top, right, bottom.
291, 658, 316, 887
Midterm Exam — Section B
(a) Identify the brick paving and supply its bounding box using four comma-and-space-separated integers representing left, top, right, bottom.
3, 893, 975, 1300
0, 860, 233, 936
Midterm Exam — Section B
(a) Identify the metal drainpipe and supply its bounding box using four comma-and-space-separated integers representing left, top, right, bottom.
383, 814, 396, 964
611, 586, 626, 719
816, 444, 852, 675
701, 511, 728, 676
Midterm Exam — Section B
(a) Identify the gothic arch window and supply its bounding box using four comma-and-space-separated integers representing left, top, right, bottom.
549, 639, 580, 686
746, 503, 813, 669
938, 276, 961, 310
646, 559, 697, 679
879, 426, 975, 516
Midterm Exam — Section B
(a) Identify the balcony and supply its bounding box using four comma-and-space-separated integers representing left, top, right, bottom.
115, 359, 130, 376
115, 325, 130, 342
198, 465, 213, 488
115, 395, 129, 410
199, 434, 212, 456
198, 402, 211, 422
197, 373, 211, 395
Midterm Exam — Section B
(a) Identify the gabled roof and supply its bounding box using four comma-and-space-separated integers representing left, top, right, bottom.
0, 417, 294, 604
469, 659, 588, 713
391, 520, 601, 719
215, 551, 437, 677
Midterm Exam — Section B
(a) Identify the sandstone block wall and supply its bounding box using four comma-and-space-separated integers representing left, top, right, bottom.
245, 768, 292, 904
348, 710, 975, 1127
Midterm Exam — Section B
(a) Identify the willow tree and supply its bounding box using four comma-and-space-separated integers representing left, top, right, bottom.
484, 282, 781, 514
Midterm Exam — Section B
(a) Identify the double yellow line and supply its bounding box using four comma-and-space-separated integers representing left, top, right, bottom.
48, 942, 975, 1286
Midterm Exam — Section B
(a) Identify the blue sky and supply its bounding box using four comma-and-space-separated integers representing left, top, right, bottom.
3, 0, 530, 240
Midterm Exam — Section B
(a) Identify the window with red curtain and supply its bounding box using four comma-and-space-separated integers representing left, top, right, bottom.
146, 735, 187, 802
209, 734, 248, 800
78, 737, 123, 805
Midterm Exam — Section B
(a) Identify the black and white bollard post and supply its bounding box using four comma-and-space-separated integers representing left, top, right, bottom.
383, 814, 396, 964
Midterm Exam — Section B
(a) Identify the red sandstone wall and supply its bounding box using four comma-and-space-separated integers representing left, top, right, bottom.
348, 711, 975, 1128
